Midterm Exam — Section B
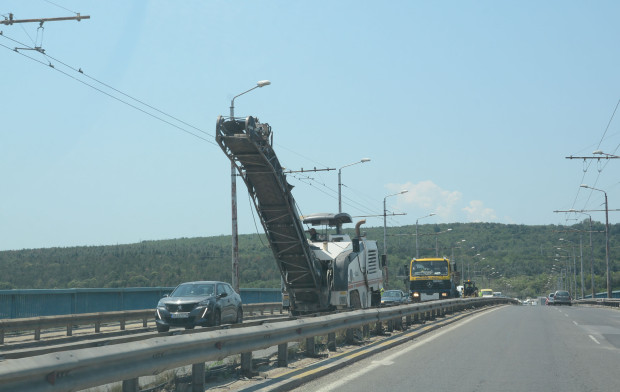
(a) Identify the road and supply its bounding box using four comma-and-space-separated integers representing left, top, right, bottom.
295, 305, 620, 392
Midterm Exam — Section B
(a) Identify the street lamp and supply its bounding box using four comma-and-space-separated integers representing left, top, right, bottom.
570, 209, 595, 299
380, 190, 409, 287
592, 150, 620, 159
580, 184, 612, 298
228, 80, 271, 293
434, 228, 452, 257
338, 158, 371, 214
415, 213, 436, 258
383, 190, 408, 256
559, 239, 578, 297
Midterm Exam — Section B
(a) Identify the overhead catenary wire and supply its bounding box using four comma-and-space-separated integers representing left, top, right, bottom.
2, 31, 384, 225
0, 32, 218, 146
566, 98, 620, 221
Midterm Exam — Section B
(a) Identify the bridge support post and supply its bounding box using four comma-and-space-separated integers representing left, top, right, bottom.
191, 362, 205, 392
328, 332, 337, 351
121, 378, 139, 392
278, 343, 288, 367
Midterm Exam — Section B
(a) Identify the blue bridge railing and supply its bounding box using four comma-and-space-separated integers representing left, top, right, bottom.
0, 287, 281, 319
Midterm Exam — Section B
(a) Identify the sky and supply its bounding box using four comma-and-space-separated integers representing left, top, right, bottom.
2, 1, 620, 251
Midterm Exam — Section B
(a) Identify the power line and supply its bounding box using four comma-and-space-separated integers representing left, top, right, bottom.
0, 33, 217, 146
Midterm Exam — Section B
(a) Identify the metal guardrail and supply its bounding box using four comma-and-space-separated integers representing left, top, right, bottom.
0, 287, 282, 319
0, 303, 283, 344
575, 298, 620, 308
0, 297, 513, 391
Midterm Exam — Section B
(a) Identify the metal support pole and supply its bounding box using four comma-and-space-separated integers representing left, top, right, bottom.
277, 343, 289, 367
604, 192, 611, 299
589, 217, 595, 298
122, 378, 139, 392
328, 332, 337, 351
191, 363, 206, 392
241, 352, 254, 377
305, 337, 316, 356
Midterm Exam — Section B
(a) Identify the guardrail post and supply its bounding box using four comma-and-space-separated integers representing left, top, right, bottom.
278, 343, 288, 367
95, 321, 101, 333
120, 319, 126, 330
327, 332, 337, 351
0, 329, 4, 344
121, 378, 139, 392
241, 352, 254, 377
405, 315, 412, 326
35, 327, 41, 340
387, 319, 394, 332
305, 336, 316, 356
395, 317, 404, 330
363, 324, 370, 339
375, 321, 383, 335
192, 362, 205, 392
142, 317, 148, 328
66, 323, 72, 337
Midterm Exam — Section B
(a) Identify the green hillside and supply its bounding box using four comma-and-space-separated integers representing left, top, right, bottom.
1, 221, 617, 299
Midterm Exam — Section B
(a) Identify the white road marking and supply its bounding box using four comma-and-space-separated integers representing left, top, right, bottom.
573, 321, 579, 326
589, 335, 600, 345
314, 307, 502, 392
371, 359, 394, 366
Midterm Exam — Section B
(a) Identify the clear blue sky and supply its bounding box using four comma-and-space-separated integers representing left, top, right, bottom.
2, 1, 620, 251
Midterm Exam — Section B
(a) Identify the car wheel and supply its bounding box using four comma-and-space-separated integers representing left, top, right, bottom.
214, 310, 221, 326
156, 324, 169, 333
235, 308, 243, 324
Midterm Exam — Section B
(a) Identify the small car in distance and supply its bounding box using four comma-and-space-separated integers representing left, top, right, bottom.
545, 292, 555, 306
155, 281, 243, 332
479, 289, 494, 298
553, 290, 572, 306
381, 290, 409, 306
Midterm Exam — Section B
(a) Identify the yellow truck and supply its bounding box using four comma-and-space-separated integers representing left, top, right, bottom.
479, 288, 494, 297
406, 257, 460, 302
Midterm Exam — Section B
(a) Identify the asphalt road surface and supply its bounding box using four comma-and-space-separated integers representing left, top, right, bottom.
295, 305, 620, 392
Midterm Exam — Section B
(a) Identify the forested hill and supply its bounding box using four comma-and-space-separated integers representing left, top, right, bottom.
1, 221, 617, 298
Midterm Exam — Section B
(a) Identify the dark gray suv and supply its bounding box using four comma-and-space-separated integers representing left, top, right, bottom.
553, 290, 572, 306
155, 281, 243, 332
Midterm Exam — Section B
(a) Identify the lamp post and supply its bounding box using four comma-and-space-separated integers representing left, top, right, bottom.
382, 190, 407, 288
338, 158, 371, 214
434, 228, 452, 257
581, 184, 612, 299
228, 80, 270, 293
415, 213, 436, 258
451, 239, 466, 281
556, 248, 571, 291
383, 190, 408, 257
559, 239, 578, 297
570, 209, 595, 298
